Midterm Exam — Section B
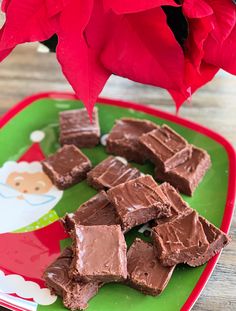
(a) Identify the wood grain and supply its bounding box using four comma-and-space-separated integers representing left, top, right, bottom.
0, 43, 235, 311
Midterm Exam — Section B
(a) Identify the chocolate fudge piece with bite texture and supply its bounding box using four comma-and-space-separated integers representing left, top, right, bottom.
154, 182, 191, 225
106, 118, 159, 163
127, 238, 175, 296
139, 124, 192, 171
70, 225, 127, 282
43, 247, 73, 297
107, 175, 171, 232
43, 247, 101, 311
187, 216, 230, 267
63, 191, 120, 232
154, 146, 211, 196
59, 108, 100, 148
152, 210, 209, 266
62, 282, 101, 311
42, 145, 92, 190
87, 156, 141, 190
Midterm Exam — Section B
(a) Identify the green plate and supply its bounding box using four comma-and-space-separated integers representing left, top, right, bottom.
0, 92, 235, 311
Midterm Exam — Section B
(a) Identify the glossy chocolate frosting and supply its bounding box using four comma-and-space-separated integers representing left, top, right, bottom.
187, 216, 230, 266
63, 191, 120, 232
60, 107, 100, 148
139, 124, 191, 171
42, 145, 92, 189
152, 210, 209, 266
152, 186, 230, 267
107, 175, 171, 232
154, 182, 191, 224
44, 145, 91, 175
43, 247, 100, 310
106, 118, 159, 163
127, 238, 175, 296
70, 225, 127, 282
43, 247, 73, 297
87, 156, 141, 190
155, 146, 211, 196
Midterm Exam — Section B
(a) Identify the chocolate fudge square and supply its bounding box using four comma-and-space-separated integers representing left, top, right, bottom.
107, 175, 171, 232
127, 238, 175, 296
42, 145, 92, 190
155, 146, 211, 196
106, 118, 159, 163
43, 247, 101, 311
63, 190, 120, 232
87, 156, 141, 190
154, 182, 191, 225
70, 225, 127, 282
152, 210, 209, 266
187, 216, 230, 267
43, 247, 73, 297
59, 108, 100, 148
139, 124, 192, 171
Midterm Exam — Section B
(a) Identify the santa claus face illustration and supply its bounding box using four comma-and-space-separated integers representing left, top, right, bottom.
0, 161, 63, 233
6, 171, 53, 196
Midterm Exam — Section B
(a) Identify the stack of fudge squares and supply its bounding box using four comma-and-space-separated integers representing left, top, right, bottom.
42, 108, 230, 311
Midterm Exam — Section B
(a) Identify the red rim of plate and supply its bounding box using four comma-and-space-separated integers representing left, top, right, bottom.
0, 92, 235, 311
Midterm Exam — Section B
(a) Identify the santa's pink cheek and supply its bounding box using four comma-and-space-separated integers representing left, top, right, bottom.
9, 184, 21, 191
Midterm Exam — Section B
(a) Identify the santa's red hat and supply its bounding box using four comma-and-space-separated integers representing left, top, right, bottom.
18, 130, 46, 162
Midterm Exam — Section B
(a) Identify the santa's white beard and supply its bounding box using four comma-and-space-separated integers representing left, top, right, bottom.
0, 161, 63, 233
0, 193, 62, 234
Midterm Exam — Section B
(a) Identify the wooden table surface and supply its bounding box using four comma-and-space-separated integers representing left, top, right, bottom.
0, 43, 235, 311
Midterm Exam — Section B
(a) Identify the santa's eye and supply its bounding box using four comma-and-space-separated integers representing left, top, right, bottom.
15, 182, 20, 186
35, 187, 40, 191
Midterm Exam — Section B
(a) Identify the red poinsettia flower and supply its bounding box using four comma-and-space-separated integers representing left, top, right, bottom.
203, 0, 236, 75
169, 0, 236, 108
0, 0, 184, 116
0, 0, 236, 115
100, 6, 185, 92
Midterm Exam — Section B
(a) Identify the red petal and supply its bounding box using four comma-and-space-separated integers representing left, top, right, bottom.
0, 48, 13, 61
185, 16, 214, 69
46, 0, 72, 17
0, 27, 14, 61
168, 60, 219, 109
101, 7, 185, 92
56, 0, 111, 117
0, 0, 57, 50
183, 0, 213, 18
207, 0, 236, 42
204, 24, 236, 75
1, 0, 11, 12
104, 0, 179, 14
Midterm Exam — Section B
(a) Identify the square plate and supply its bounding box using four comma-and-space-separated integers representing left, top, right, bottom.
0, 92, 235, 311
